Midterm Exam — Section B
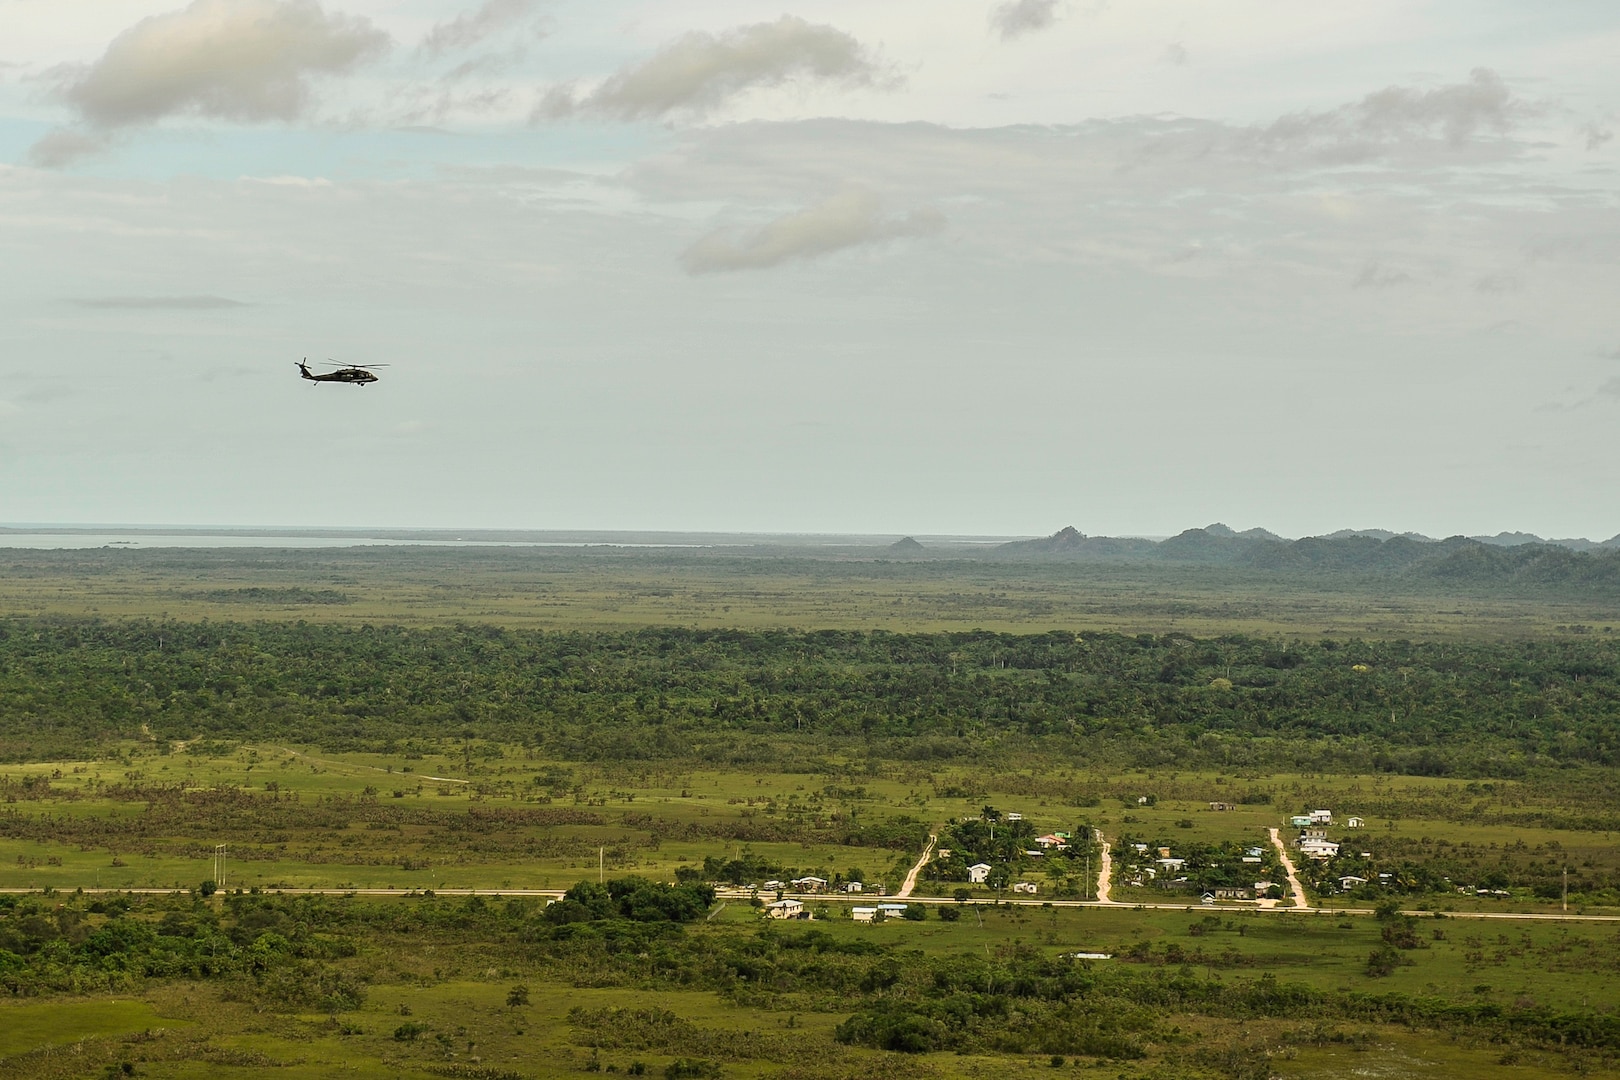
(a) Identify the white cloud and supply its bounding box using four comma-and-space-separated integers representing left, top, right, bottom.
540, 16, 888, 122
680, 188, 943, 274
49, 0, 389, 128
420, 0, 544, 57
990, 0, 1061, 41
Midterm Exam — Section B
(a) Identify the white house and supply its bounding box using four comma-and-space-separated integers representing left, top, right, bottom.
790, 876, 828, 892
1035, 834, 1069, 849
1346, 817, 1365, 828
1309, 810, 1333, 825
1011, 881, 1038, 894
877, 903, 908, 915
762, 880, 786, 892
851, 906, 878, 923
1298, 839, 1339, 859
1005, 812, 1023, 822
766, 899, 805, 919
968, 863, 993, 884
1156, 857, 1186, 871
1242, 856, 1262, 864
1339, 875, 1369, 890
844, 881, 863, 893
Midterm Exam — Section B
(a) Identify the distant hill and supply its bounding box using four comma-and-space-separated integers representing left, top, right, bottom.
887, 537, 925, 555
984, 523, 1620, 593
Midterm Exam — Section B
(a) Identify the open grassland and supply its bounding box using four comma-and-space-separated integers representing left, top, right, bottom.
3, 744, 1617, 916
2, 545, 1617, 638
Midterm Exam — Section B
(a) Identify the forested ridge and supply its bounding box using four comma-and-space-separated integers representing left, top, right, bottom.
1, 620, 1617, 773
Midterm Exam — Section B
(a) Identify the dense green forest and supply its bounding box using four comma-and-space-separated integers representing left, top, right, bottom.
2, 619, 1617, 774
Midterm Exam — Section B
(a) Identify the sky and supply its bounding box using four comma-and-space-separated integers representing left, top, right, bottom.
1, 0, 1618, 539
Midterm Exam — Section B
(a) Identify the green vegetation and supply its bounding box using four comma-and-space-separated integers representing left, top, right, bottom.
2, 546, 1619, 1077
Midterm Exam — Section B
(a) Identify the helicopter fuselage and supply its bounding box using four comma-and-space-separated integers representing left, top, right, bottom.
298, 361, 378, 385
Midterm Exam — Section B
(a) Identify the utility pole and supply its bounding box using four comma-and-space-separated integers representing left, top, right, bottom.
599, 846, 604, 884
1563, 866, 1568, 913
214, 844, 227, 891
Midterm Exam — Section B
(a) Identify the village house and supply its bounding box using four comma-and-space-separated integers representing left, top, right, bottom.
1011, 881, 1038, 894
1005, 812, 1023, 822
1339, 875, 1369, 890
877, 903, 908, 918
968, 863, 993, 884
1298, 838, 1340, 859
843, 881, 863, 894
790, 876, 828, 893
1346, 817, 1365, 828
766, 899, 806, 919
1309, 810, 1333, 825
851, 906, 878, 923
1208, 802, 1234, 811
1211, 886, 1254, 900
1289, 815, 1313, 828
1035, 834, 1069, 849
762, 880, 785, 892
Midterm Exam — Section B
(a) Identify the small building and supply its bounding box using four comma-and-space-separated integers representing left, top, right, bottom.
968, 863, 993, 884
1132, 843, 1149, 854
762, 880, 785, 892
1309, 810, 1333, 825
1289, 816, 1313, 828
1346, 817, 1365, 828
1242, 856, 1262, 864
877, 903, 908, 917
851, 906, 878, 923
1035, 834, 1069, 849
790, 876, 828, 893
1156, 857, 1186, 871
1011, 881, 1038, 894
766, 899, 805, 919
1298, 839, 1339, 859
1212, 887, 1253, 900
1023, 849, 1043, 857
1005, 812, 1023, 822
1200, 893, 1217, 905
844, 881, 863, 894
1245, 847, 1265, 858
1208, 802, 1234, 812
1253, 881, 1276, 894
1339, 876, 1369, 891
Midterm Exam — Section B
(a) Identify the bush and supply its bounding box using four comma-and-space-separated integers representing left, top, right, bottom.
664, 1059, 721, 1080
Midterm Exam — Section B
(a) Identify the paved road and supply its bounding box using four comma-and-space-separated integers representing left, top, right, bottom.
896, 833, 937, 898
1269, 827, 1310, 909
2, 885, 1616, 923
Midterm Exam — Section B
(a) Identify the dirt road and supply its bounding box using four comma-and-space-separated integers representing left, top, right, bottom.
1095, 829, 1116, 904
897, 833, 937, 898
1269, 826, 1309, 909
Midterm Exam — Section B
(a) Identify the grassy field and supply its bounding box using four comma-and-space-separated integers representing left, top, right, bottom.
3, 897, 1618, 1079
3, 743, 1616, 915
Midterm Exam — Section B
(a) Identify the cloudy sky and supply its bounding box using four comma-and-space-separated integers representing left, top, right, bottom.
2, 1, 1618, 538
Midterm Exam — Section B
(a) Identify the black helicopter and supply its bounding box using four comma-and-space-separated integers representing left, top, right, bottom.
296, 359, 387, 386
